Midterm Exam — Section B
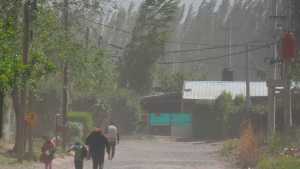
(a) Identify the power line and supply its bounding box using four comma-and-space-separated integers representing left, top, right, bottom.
158, 43, 274, 65
164, 43, 274, 60
165, 43, 245, 54
164, 40, 277, 55
82, 17, 275, 51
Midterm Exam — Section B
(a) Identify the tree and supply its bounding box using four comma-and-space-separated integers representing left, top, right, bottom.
214, 92, 245, 137
0, 8, 55, 158
155, 70, 206, 92
120, 0, 179, 94
0, 18, 19, 138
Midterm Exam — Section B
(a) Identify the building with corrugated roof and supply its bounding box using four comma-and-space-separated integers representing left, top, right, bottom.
141, 81, 269, 138
183, 81, 268, 100
181, 81, 268, 138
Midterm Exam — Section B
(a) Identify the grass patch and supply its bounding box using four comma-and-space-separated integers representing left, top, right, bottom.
258, 155, 300, 169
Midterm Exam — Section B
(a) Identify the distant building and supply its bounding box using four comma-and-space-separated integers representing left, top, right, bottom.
182, 81, 268, 138
141, 93, 192, 138
141, 81, 300, 139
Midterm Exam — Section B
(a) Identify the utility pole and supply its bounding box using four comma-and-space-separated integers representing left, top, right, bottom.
245, 44, 251, 114
267, 0, 280, 137
228, 19, 232, 68
222, 18, 234, 81
283, 0, 294, 131
283, 62, 292, 131
62, 0, 69, 150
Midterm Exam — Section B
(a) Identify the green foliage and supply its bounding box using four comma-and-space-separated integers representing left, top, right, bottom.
214, 92, 245, 136
258, 156, 300, 169
68, 122, 84, 141
0, 18, 19, 91
121, 0, 179, 94
109, 88, 142, 132
0, 15, 56, 93
71, 48, 118, 97
67, 112, 94, 133
267, 133, 285, 155
155, 70, 206, 92
221, 139, 240, 157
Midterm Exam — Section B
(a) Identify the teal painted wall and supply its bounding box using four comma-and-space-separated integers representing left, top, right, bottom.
149, 113, 192, 126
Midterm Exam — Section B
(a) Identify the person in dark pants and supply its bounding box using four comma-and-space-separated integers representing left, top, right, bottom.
68, 142, 88, 169
86, 128, 110, 169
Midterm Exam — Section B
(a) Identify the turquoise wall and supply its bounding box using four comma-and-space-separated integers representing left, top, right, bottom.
149, 113, 192, 126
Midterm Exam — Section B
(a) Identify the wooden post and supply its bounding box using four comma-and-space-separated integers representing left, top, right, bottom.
267, 83, 276, 137
283, 63, 292, 131
245, 44, 251, 114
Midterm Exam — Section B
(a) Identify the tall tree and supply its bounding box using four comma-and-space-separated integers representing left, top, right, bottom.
120, 0, 179, 94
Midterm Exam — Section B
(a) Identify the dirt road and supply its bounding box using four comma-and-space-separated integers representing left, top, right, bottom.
102, 138, 232, 169
2, 137, 234, 169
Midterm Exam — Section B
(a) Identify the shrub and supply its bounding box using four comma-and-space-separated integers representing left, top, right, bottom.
68, 122, 83, 141
221, 139, 240, 157
67, 112, 94, 137
239, 121, 259, 168
267, 133, 284, 155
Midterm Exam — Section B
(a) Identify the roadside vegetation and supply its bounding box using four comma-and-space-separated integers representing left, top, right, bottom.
221, 124, 300, 169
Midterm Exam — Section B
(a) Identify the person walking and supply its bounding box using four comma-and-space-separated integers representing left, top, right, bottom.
68, 141, 88, 169
86, 128, 110, 169
40, 136, 56, 169
106, 122, 119, 160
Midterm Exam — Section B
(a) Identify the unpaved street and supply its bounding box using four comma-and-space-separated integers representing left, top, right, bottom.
2, 138, 234, 169
95, 138, 233, 169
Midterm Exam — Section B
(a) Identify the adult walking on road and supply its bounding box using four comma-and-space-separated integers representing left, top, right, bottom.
106, 121, 119, 160
86, 128, 110, 169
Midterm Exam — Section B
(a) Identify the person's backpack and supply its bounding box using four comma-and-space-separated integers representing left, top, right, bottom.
74, 145, 88, 161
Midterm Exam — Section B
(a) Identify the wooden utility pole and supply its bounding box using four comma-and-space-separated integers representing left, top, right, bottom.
283, 63, 292, 131
267, 0, 280, 137
62, 0, 69, 150
245, 44, 251, 114
282, 0, 294, 131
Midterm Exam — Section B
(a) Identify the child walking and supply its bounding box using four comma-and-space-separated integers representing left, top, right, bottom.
40, 136, 56, 169
68, 142, 88, 169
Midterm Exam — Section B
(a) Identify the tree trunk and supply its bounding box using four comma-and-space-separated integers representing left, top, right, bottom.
62, 0, 69, 150
27, 90, 34, 159
62, 63, 68, 150
12, 0, 31, 161
0, 90, 4, 139
12, 88, 25, 159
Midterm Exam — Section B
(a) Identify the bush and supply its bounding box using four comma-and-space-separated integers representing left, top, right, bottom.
267, 133, 285, 155
68, 122, 83, 141
221, 139, 240, 157
67, 112, 94, 137
258, 156, 300, 169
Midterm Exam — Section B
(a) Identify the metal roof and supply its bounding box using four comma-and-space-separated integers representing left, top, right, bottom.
183, 81, 268, 100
